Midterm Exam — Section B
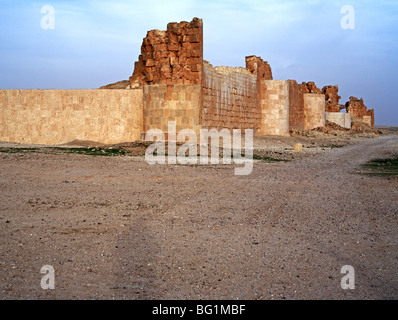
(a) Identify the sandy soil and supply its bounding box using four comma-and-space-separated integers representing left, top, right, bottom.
0, 131, 397, 300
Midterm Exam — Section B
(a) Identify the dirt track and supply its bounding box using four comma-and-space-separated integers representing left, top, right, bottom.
0, 135, 397, 300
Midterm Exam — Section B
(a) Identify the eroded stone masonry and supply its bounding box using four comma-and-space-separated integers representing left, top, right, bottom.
0, 17, 375, 145
126, 17, 375, 138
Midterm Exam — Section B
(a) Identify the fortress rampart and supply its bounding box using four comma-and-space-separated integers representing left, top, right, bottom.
0, 18, 375, 145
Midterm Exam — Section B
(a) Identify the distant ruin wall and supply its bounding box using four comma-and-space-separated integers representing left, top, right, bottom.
259, 80, 290, 136
0, 90, 143, 145
303, 93, 326, 130
201, 62, 260, 131
322, 85, 341, 113
366, 109, 375, 128
345, 113, 352, 129
345, 96, 374, 127
363, 115, 372, 127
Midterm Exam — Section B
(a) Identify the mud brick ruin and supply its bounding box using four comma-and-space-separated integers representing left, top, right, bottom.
0, 18, 375, 145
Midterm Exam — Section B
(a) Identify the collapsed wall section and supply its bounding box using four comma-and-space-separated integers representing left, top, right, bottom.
201, 61, 260, 131
344, 96, 374, 127
322, 85, 341, 113
245, 56, 273, 81
0, 90, 143, 145
300, 82, 322, 94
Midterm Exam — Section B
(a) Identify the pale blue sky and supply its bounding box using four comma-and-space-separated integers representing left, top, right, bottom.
1, 0, 397, 125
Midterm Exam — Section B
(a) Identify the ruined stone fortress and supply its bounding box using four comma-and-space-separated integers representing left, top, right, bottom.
0, 18, 375, 145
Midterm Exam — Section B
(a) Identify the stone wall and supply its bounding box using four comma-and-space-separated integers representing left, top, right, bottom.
201, 61, 260, 131
129, 17, 279, 136
0, 18, 376, 145
259, 80, 290, 136
303, 93, 326, 130
366, 109, 375, 127
363, 115, 372, 127
344, 96, 375, 127
345, 96, 365, 119
0, 90, 143, 145
345, 113, 352, 129
325, 112, 351, 129
143, 84, 201, 137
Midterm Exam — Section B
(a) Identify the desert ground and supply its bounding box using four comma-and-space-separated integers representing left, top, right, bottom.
0, 127, 397, 300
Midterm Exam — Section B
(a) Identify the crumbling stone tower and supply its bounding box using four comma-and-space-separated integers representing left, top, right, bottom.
130, 18, 203, 87
345, 97, 375, 127
322, 85, 341, 113
128, 17, 327, 138
129, 18, 203, 138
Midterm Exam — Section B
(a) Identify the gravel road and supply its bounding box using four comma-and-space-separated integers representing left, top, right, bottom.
0, 135, 397, 300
